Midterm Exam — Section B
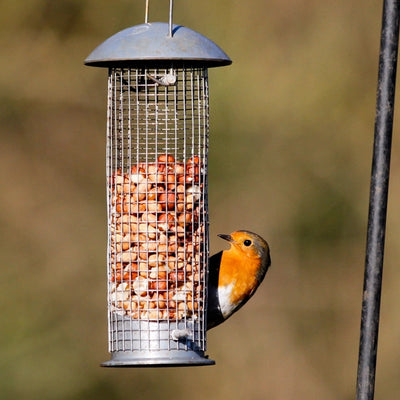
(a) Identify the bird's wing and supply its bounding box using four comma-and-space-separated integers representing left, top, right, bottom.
206, 251, 225, 329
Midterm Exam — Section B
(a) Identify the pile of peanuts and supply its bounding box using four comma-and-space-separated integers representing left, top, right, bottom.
108, 154, 205, 321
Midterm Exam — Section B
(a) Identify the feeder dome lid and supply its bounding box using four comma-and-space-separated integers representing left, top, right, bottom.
85, 22, 231, 68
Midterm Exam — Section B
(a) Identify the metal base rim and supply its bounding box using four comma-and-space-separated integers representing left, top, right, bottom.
101, 350, 215, 368
101, 358, 215, 368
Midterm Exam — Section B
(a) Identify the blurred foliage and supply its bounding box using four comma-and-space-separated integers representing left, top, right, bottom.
1, 0, 400, 399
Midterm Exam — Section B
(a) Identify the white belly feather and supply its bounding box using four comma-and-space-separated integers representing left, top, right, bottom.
218, 282, 235, 318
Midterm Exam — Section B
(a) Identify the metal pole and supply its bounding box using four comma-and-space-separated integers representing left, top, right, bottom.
356, 1, 399, 399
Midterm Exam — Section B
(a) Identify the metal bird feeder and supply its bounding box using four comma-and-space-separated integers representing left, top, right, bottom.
85, 1, 231, 367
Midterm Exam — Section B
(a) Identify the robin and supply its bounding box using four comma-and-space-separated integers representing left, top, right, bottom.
207, 230, 271, 330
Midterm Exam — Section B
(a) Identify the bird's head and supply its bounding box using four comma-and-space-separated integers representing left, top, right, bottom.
218, 230, 271, 281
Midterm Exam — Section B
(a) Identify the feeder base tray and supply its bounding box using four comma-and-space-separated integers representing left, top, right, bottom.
101, 349, 215, 367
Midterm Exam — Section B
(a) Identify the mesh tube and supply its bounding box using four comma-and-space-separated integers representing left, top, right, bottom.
105, 67, 211, 363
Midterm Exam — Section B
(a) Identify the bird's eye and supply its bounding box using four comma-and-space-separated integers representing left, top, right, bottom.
243, 239, 252, 246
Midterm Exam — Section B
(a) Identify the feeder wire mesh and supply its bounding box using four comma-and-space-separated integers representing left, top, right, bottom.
106, 67, 210, 359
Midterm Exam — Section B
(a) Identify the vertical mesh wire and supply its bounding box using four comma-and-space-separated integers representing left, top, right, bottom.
106, 67, 209, 355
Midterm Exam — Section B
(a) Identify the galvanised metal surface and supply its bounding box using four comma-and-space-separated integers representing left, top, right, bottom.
85, 22, 231, 68
102, 318, 214, 367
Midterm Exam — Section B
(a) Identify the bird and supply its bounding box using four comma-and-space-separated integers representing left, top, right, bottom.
207, 230, 271, 330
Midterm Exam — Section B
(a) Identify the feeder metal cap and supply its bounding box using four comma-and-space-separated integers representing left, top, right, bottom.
84, 22, 231, 68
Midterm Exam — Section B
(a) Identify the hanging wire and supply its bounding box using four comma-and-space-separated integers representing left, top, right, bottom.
145, 0, 149, 23
144, 0, 174, 37
168, 0, 174, 37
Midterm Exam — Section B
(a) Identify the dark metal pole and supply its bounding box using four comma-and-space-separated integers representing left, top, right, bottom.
356, 1, 399, 400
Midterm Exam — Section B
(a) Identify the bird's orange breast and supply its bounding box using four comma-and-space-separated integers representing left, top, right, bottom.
218, 247, 261, 306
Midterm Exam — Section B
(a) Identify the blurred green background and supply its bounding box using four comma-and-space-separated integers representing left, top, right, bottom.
1, 0, 400, 399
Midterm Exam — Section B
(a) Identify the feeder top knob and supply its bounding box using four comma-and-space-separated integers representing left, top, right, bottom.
84, 22, 231, 68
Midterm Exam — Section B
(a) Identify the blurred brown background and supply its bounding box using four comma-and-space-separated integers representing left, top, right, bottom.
1, 0, 400, 399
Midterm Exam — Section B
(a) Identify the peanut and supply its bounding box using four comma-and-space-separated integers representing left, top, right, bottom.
108, 156, 205, 321
157, 154, 175, 163
132, 277, 149, 296
118, 251, 137, 263
158, 192, 176, 210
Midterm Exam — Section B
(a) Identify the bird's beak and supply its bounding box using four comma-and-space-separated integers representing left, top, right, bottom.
218, 234, 234, 243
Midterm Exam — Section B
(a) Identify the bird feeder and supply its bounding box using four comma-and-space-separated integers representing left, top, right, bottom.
85, 2, 231, 367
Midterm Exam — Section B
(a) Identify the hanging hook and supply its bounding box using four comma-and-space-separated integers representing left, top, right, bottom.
144, 0, 174, 36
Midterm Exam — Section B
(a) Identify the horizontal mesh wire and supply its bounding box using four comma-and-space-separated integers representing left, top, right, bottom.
106, 67, 209, 353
